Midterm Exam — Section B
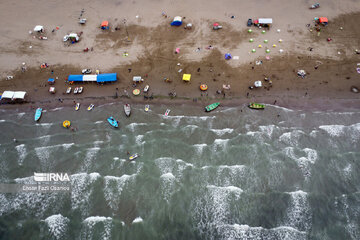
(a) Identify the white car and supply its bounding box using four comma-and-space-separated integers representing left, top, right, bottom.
63, 35, 69, 42
144, 85, 149, 93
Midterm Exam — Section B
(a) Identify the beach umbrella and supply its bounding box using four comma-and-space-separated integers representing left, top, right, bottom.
266, 49, 270, 53
248, 29, 253, 33
258, 44, 262, 48
225, 53, 232, 60
262, 30, 266, 34
200, 84, 208, 91
264, 40, 268, 43
249, 38, 254, 42
213, 22, 219, 27
251, 49, 256, 53
272, 44, 277, 47
278, 39, 283, 43
133, 89, 140, 95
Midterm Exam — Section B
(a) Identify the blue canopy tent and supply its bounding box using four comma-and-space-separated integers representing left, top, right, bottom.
97, 73, 117, 83
68, 75, 84, 82
68, 73, 117, 83
171, 16, 182, 26
48, 78, 55, 84
225, 53, 232, 60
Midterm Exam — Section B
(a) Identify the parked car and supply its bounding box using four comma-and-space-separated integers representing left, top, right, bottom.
247, 18, 253, 27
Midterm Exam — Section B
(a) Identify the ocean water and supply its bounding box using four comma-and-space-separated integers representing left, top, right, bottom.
0, 103, 359, 240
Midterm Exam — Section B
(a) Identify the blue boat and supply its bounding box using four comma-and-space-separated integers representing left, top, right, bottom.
107, 116, 119, 128
34, 108, 42, 121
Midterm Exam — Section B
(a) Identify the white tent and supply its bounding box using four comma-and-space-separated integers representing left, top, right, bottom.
258, 18, 273, 24
1, 91, 27, 100
254, 81, 262, 88
1, 91, 14, 99
83, 75, 97, 81
13, 91, 27, 99
34, 25, 44, 32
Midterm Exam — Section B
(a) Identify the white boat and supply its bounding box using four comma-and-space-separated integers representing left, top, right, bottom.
145, 105, 150, 112
164, 109, 170, 116
129, 153, 139, 161
66, 87, 71, 94
78, 87, 83, 94
74, 87, 79, 94
87, 104, 94, 111
124, 104, 131, 117
75, 103, 80, 111
144, 85, 150, 93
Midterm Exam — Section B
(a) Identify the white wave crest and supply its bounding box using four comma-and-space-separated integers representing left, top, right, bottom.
103, 174, 135, 211
44, 214, 70, 240
160, 172, 176, 202
132, 217, 143, 224
15, 144, 26, 165
211, 128, 234, 136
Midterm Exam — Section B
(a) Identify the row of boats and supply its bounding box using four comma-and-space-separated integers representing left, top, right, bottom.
34, 102, 264, 122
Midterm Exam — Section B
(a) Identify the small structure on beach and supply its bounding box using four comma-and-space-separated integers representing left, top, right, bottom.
68, 73, 117, 83
63, 33, 79, 43
315, 17, 328, 26
171, 16, 182, 26
182, 74, 191, 82
133, 76, 144, 82
49, 87, 56, 93
101, 21, 109, 29
254, 81, 262, 88
1, 91, 27, 102
48, 78, 55, 85
254, 18, 273, 28
213, 22, 223, 30
34, 25, 44, 33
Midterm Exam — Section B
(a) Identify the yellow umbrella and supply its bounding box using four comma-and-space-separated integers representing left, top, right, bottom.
63, 120, 71, 128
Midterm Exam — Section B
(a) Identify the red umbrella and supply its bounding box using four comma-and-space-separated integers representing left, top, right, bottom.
213, 22, 219, 27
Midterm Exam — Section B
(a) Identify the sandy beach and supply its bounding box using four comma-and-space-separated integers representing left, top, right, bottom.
0, 0, 359, 110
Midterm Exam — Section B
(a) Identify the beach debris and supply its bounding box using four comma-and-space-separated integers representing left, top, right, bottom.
136, 15, 139, 19
355, 49, 360, 54
233, 56, 239, 60
327, 37, 332, 42
277, 29, 281, 33
79, 18, 86, 24
177, 63, 181, 66
255, 60, 263, 65
254, 81, 262, 88
278, 39, 283, 43
279, 49, 284, 53
29, 45, 33, 49
266, 56, 271, 60
225, 53, 232, 60
213, 22, 222, 30
185, 23, 192, 29
195, 47, 201, 52
297, 70, 306, 78
171, 16, 182, 26
205, 45, 214, 50
351, 86, 359, 93
6, 76, 13, 80
168, 91, 176, 98
337, 51, 341, 55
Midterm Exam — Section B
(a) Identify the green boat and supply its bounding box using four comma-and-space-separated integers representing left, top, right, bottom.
248, 102, 265, 110
205, 102, 220, 112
